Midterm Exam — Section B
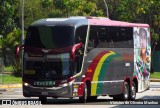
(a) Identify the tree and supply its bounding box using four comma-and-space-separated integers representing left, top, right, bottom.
53, 0, 103, 17
0, 0, 22, 75
0, 0, 20, 36
2, 28, 22, 76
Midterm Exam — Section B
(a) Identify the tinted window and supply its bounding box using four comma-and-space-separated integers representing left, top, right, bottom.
75, 25, 88, 45
25, 26, 74, 48
89, 26, 133, 48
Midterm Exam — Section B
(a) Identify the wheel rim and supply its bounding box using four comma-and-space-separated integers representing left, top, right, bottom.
84, 85, 87, 100
124, 83, 129, 99
131, 83, 136, 99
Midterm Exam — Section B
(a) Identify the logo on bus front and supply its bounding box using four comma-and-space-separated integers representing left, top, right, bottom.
42, 49, 51, 53
34, 81, 55, 86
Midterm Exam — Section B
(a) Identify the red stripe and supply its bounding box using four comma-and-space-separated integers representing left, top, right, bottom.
86, 51, 109, 81
77, 51, 109, 95
24, 43, 82, 55
24, 46, 72, 54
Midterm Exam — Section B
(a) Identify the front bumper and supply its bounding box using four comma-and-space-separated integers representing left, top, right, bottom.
23, 83, 73, 98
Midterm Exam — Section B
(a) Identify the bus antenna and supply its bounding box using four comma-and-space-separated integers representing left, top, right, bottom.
103, 0, 109, 18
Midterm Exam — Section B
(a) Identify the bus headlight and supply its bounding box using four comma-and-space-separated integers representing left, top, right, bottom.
62, 83, 68, 87
24, 82, 29, 86
59, 83, 68, 87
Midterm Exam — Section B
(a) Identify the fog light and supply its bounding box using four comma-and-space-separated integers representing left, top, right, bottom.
61, 90, 68, 95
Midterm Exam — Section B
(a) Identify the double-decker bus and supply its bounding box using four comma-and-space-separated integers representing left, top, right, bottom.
19, 16, 151, 103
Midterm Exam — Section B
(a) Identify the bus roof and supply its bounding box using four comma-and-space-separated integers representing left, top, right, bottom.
31, 17, 88, 27
88, 17, 149, 28
31, 16, 149, 28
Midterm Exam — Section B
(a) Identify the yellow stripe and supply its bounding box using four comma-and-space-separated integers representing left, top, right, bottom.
91, 51, 115, 95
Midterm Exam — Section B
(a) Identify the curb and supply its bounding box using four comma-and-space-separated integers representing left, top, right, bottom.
0, 84, 22, 89
150, 79, 160, 82
0, 89, 6, 92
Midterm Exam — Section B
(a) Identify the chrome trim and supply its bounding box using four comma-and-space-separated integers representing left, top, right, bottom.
73, 82, 84, 84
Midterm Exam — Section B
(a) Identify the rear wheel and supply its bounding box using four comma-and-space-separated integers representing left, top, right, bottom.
129, 82, 136, 100
123, 82, 129, 100
113, 82, 129, 100
88, 96, 97, 102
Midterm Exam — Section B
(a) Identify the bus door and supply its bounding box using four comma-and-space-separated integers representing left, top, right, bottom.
74, 26, 88, 74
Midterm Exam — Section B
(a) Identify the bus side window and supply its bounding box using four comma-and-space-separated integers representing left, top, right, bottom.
75, 26, 87, 45
89, 26, 100, 48
88, 39, 94, 48
88, 31, 95, 52
94, 31, 100, 48
109, 40, 114, 48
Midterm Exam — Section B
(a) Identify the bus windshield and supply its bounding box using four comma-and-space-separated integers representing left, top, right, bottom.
25, 26, 74, 49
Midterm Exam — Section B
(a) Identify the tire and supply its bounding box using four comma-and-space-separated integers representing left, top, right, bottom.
113, 82, 129, 100
39, 97, 47, 104
113, 94, 120, 100
123, 82, 129, 100
88, 96, 97, 102
129, 82, 136, 100
79, 83, 88, 103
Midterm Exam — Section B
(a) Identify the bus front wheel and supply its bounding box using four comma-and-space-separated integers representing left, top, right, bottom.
79, 83, 88, 103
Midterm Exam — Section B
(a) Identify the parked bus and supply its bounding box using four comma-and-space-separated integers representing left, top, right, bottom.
18, 16, 151, 103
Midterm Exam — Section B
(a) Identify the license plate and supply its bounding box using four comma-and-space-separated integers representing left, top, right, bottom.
42, 92, 48, 95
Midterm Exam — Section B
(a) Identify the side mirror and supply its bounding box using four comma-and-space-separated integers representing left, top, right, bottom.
70, 43, 82, 61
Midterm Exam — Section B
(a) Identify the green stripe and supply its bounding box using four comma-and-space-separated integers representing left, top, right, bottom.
96, 54, 119, 94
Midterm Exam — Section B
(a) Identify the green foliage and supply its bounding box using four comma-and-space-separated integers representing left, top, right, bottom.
0, 0, 20, 36
3, 28, 21, 49
53, 0, 104, 17
2, 28, 22, 76
0, 75, 22, 84
151, 72, 160, 79
4, 66, 14, 72
41, 0, 52, 8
